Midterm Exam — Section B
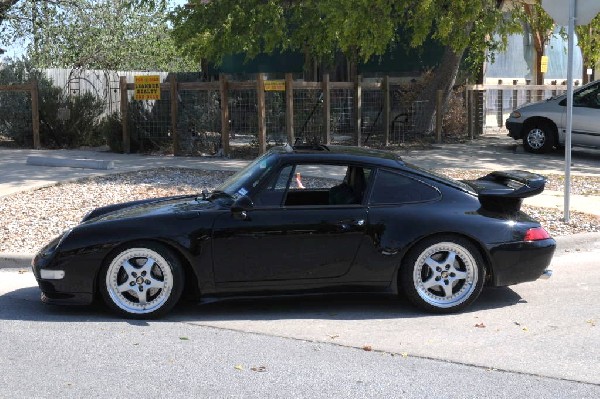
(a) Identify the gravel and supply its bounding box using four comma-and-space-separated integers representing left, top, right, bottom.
1, 167, 598, 255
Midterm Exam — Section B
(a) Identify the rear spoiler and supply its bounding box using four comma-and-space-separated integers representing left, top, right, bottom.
461, 170, 546, 213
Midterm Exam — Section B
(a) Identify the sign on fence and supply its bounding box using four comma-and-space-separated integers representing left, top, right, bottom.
264, 80, 285, 91
540, 56, 548, 73
134, 75, 161, 100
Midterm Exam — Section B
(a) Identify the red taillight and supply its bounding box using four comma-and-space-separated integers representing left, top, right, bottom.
524, 227, 551, 241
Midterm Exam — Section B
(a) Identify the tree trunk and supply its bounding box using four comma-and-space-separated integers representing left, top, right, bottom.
414, 47, 464, 135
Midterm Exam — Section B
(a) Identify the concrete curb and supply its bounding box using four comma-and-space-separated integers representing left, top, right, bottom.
1, 232, 598, 270
26, 156, 114, 170
0, 253, 33, 269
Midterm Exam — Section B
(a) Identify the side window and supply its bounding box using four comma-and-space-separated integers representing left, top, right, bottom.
573, 84, 600, 108
369, 170, 440, 205
293, 164, 346, 190
262, 163, 372, 207
252, 165, 294, 207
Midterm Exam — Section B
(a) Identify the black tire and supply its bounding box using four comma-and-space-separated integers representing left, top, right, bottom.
400, 236, 486, 313
522, 121, 556, 153
99, 242, 184, 319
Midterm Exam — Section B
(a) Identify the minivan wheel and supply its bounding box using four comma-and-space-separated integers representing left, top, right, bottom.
523, 122, 556, 153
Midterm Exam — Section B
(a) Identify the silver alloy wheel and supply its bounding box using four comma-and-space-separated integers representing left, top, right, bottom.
412, 242, 478, 309
105, 247, 174, 315
526, 128, 546, 150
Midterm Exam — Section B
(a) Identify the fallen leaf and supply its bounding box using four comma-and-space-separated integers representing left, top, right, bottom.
474, 322, 486, 328
362, 345, 372, 351
234, 364, 244, 371
179, 337, 189, 341
522, 327, 529, 332
586, 319, 596, 327
18, 269, 28, 274
401, 353, 408, 358
250, 366, 267, 372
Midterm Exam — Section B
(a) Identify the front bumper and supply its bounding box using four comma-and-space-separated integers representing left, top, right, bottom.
488, 238, 556, 287
32, 252, 96, 306
506, 120, 524, 140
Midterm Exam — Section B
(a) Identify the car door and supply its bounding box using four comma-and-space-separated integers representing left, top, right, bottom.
211, 163, 369, 283
562, 82, 600, 147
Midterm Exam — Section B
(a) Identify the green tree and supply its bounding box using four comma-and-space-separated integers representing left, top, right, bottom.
171, 0, 518, 132
2, 0, 196, 71
0, 0, 19, 25
576, 14, 600, 83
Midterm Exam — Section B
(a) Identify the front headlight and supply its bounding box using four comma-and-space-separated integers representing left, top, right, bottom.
509, 111, 522, 119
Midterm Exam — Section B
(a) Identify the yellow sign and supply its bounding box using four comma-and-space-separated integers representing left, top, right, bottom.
134, 75, 161, 100
264, 80, 285, 91
540, 56, 549, 74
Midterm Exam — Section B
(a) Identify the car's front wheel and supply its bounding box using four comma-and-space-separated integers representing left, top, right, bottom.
523, 121, 556, 153
100, 242, 184, 318
400, 236, 485, 313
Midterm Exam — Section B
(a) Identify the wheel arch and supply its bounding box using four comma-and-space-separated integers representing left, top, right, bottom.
94, 238, 200, 302
394, 232, 494, 294
523, 116, 559, 143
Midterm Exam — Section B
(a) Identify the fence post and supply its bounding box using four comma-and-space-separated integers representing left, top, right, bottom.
512, 81, 518, 113
475, 90, 483, 137
170, 74, 179, 155
120, 76, 130, 153
30, 78, 40, 149
383, 75, 390, 147
435, 89, 443, 144
322, 73, 330, 145
467, 87, 473, 140
497, 88, 503, 128
285, 73, 294, 145
219, 73, 230, 157
256, 73, 267, 154
354, 75, 362, 146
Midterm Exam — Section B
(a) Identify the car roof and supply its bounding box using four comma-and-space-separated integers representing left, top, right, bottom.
268, 144, 404, 167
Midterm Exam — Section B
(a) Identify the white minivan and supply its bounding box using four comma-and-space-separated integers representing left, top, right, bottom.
506, 80, 600, 153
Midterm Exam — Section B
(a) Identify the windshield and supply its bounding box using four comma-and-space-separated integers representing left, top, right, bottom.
215, 152, 278, 199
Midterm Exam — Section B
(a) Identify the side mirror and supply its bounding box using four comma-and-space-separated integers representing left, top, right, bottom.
231, 195, 254, 220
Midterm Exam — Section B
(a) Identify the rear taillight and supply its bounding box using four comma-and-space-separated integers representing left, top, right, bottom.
524, 227, 551, 241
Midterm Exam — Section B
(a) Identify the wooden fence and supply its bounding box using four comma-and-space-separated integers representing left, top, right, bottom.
0, 79, 40, 148
119, 73, 445, 156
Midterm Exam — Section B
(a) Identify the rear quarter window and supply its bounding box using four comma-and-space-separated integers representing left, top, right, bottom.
369, 170, 441, 205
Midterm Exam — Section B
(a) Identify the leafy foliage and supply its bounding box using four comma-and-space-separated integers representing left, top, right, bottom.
576, 14, 600, 72
172, 1, 518, 80
1, 0, 196, 71
0, 59, 107, 148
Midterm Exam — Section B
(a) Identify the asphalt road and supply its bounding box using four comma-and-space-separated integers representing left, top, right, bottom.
1, 249, 599, 398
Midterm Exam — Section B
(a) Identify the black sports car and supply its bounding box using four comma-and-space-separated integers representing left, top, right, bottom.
32, 145, 555, 318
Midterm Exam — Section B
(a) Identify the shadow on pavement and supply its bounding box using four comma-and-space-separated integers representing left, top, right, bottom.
0, 286, 523, 323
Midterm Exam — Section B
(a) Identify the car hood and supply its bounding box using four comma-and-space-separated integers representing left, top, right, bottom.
84, 195, 222, 224
516, 97, 562, 112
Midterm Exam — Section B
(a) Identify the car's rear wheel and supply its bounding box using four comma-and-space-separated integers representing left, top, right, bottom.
523, 121, 556, 153
100, 242, 184, 319
400, 236, 485, 313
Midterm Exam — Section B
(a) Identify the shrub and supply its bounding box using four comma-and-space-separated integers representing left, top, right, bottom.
0, 59, 108, 148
